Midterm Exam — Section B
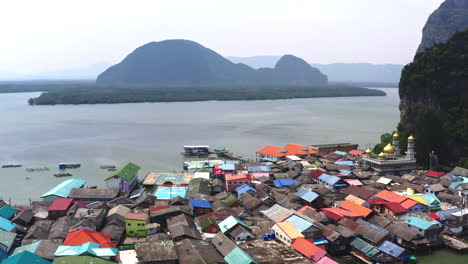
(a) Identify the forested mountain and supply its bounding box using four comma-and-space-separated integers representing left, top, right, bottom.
96, 40, 327, 85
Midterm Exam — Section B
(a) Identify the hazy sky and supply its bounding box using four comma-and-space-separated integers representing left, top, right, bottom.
0, 0, 444, 74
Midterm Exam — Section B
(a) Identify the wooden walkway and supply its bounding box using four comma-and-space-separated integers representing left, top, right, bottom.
442, 235, 468, 251
217, 152, 252, 163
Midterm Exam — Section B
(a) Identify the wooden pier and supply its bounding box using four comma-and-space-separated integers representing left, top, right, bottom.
217, 151, 252, 163
441, 235, 468, 252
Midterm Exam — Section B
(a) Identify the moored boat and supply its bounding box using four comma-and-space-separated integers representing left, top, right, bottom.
59, 163, 81, 169
2, 164, 22, 168
180, 145, 211, 156
54, 173, 72, 177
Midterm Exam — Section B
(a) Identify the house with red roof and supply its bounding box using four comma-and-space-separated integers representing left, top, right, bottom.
63, 229, 115, 248
48, 198, 74, 220
256, 144, 317, 162
225, 174, 250, 192
291, 237, 327, 261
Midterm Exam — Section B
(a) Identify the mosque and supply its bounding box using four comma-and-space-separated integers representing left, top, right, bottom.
362, 133, 416, 176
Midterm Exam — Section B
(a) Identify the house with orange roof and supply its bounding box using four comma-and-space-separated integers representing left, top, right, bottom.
373, 190, 407, 204
339, 200, 372, 218
321, 207, 362, 219
271, 221, 304, 245
400, 198, 425, 213
225, 174, 251, 192
63, 229, 115, 248
256, 144, 317, 162
256, 145, 287, 162
291, 237, 327, 261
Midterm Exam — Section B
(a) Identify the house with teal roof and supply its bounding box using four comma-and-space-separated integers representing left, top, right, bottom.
224, 247, 258, 264
0, 217, 16, 232
54, 242, 118, 259
219, 216, 253, 241
0, 204, 16, 220
40, 178, 87, 202
105, 162, 140, 193
2, 251, 51, 264
404, 216, 441, 243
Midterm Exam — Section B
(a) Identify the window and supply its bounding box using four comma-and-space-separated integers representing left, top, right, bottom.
127, 223, 131, 226
129, 231, 134, 233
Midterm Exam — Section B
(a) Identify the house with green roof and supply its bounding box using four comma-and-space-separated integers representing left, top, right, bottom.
40, 178, 87, 202
52, 256, 117, 264
198, 218, 219, 233
2, 251, 51, 264
404, 216, 441, 243
105, 162, 140, 193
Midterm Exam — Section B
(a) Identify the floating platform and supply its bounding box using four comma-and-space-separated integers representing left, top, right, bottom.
441, 235, 468, 252
1, 164, 22, 168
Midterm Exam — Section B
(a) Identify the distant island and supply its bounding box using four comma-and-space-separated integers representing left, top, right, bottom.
96, 40, 328, 85
27, 85, 386, 105
227, 56, 404, 84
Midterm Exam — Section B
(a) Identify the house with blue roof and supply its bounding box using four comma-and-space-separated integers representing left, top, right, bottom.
284, 215, 323, 238
295, 188, 320, 206
224, 247, 258, 264
404, 216, 441, 242
0, 217, 16, 232
0, 204, 15, 220
189, 199, 213, 215
235, 184, 257, 196
273, 179, 298, 188
40, 178, 87, 202
318, 174, 347, 191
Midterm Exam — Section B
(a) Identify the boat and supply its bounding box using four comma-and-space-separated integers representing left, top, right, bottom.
59, 163, 81, 169
100, 165, 116, 169
54, 173, 72, 177
25, 176, 30, 180
26, 167, 49, 172
1, 164, 22, 168
180, 145, 211, 156
214, 147, 229, 154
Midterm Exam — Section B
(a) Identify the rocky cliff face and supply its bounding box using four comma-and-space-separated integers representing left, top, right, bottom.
417, 0, 468, 53
97, 40, 327, 86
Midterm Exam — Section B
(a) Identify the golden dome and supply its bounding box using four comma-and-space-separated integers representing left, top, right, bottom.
364, 148, 372, 155
392, 132, 399, 139
408, 135, 415, 142
383, 143, 395, 154
378, 152, 385, 159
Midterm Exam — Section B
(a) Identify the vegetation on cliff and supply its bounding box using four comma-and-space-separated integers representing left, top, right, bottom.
378, 30, 468, 168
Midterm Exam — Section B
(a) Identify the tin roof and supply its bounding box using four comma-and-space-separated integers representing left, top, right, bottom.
295, 188, 319, 203
105, 162, 140, 182
190, 199, 212, 209
260, 204, 294, 223
374, 190, 407, 204
340, 200, 372, 217
235, 184, 257, 195
318, 174, 341, 185
224, 247, 258, 264
274, 221, 304, 239
125, 213, 148, 221
404, 216, 435, 230
1, 251, 51, 264
378, 240, 405, 258
291, 237, 326, 260
219, 216, 250, 233
0, 205, 16, 220
284, 215, 313, 232
41, 178, 87, 198
0, 217, 16, 232
48, 198, 74, 212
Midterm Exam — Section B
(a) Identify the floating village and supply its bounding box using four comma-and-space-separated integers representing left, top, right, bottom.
0, 135, 467, 264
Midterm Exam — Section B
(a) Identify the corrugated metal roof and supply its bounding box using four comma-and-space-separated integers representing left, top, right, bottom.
48, 198, 74, 211
275, 221, 304, 239
0, 205, 16, 219
378, 240, 405, 258
220, 164, 235, 171
235, 184, 257, 195
224, 247, 257, 264
0, 217, 17, 232
284, 215, 313, 232
40, 178, 87, 198
295, 188, 319, 203
260, 204, 294, 223
219, 216, 250, 233
0, 230, 16, 252
404, 216, 435, 230
105, 162, 140, 182
318, 174, 341, 185
273, 179, 298, 188
1, 251, 51, 264
12, 241, 41, 256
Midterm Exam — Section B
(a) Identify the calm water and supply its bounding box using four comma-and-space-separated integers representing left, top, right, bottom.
0, 89, 400, 203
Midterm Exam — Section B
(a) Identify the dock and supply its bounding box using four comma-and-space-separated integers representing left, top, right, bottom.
441, 235, 468, 252
217, 151, 252, 163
